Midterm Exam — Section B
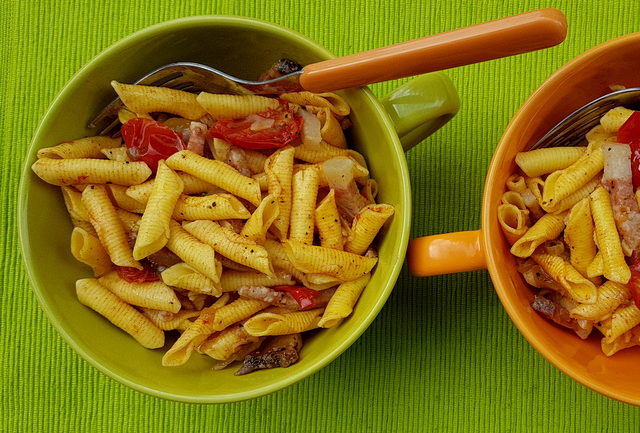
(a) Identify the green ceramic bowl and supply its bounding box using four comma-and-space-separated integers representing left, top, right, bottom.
18, 16, 459, 402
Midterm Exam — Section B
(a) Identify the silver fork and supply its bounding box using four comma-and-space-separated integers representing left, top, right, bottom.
530, 87, 640, 149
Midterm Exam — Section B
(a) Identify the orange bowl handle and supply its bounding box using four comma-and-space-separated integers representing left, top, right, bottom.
407, 230, 486, 277
299, 8, 567, 93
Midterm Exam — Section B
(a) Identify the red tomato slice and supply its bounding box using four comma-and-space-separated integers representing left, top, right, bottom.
616, 112, 640, 188
115, 265, 160, 283
121, 118, 185, 171
209, 108, 302, 150
273, 285, 320, 310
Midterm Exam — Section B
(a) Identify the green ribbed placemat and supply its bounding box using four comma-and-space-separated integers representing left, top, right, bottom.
3, 0, 640, 432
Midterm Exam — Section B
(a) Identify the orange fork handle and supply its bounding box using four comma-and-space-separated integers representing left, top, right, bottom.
407, 230, 486, 277
299, 8, 567, 93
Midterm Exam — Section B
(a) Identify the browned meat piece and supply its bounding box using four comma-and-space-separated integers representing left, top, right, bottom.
235, 333, 303, 375
258, 59, 303, 81
531, 295, 592, 339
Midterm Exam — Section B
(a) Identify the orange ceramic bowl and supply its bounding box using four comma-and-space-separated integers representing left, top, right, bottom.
408, 32, 640, 405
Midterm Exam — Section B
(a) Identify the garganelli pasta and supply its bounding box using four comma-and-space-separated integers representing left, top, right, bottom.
32, 67, 395, 375
501, 105, 640, 355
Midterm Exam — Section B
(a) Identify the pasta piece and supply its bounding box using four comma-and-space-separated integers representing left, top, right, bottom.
165, 150, 261, 206
501, 190, 528, 211
70, 227, 112, 276
161, 294, 232, 366
197, 323, 262, 361
32, 158, 151, 186
61, 186, 90, 222
279, 91, 350, 116
586, 124, 614, 143
590, 186, 631, 284
243, 308, 324, 336
133, 161, 184, 260
318, 107, 347, 148
315, 189, 344, 250
541, 146, 604, 208
160, 262, 222, 296
564, 197, 597, 276
505, 174, 527, 192
264, 146, 295, 239
209, 138, 267, 175
76, 278, 164, 349
541, 176, 600, 214
126, 172, 218, 202
294, 139, 353, 163
497, 204, 529, 245
141, 308, 201, 331
514, 146, 586, 177
220, 270, 295, 292
196, 93, 279, 119
531, 253, 598, 304
183, 220, 274, 276
600, 106, 635, 133
37, 136, 121, 159
101, 146, 131, 162
106, 184, 146, 213
82, 185, 141, 269
283, 239, 377, 281
586, 252, 604, 279
599, 302, 640, 343
240, 194, 279, 243
289, 166, 320, 244
111, 81, 207, 119
98, 271, 181, 313
318, 273, 370, 328
165, 220, 220, 283
510, 213, 565, 258
601, 325, 640, 356
570, 281, 629, 321
345, 204, 394, 255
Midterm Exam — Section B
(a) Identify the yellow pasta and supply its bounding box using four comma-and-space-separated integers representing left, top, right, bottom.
32, 158, 151, 186
141, 308, 201, 332
540, 176, 600, 214
279, 91, 350, 116
126, 172, 218, 202
600, 106, 636, 133
264, 146, 295, 239
315, 189, 344, 250
133, 161, 184, 260
196, 92, 280, 119
514, 146, 586, 177
165, 220, 220, 283
165, 150, 261, 206
505, 174, 527, 192
82, 184, 141, 269
497, 203, 529, 245
244, 308, 324, 336
101, 146, 131, 162
37, 136, 121, 159
531, 253, 598, 304
289, 166, 320, 244
318, 273, 371, 328
98, 271, 181, 313
106, 184, 146, 213
160, 262, 222, 296
219, 270, 295, 292
345, 204, 395, 255
541, 145, 604, 208
240, 194, 279, 243
590, 186, 631, 284
599, 302, 640, 343
294, 139, 353, 163
183, 220, 274, 276
571, 281, 629, 321
510, 213, 566, 258
197, 324, 262, 361
112, 81, 207, 119
318, 107, 347, 148
76, 278, 164, 349
564, 197, 597, 276
70, 227, 112, 276
283, 239, 377, 281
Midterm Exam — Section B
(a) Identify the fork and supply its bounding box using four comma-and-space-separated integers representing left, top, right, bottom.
530, 87, 640, 150
88, 9, 568, 135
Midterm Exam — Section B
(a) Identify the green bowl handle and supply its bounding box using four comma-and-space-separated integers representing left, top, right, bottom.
380, 72, 460, 152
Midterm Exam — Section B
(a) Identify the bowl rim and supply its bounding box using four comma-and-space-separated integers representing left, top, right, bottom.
483, 31, 640, 406
18, 15, 412, 403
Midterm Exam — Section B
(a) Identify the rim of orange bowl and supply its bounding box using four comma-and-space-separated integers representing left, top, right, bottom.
18, 15, 412, 402
483, 32, 640, 406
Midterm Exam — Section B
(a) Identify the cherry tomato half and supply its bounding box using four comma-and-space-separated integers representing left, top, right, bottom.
616, 112, 640, 188
273, 285, 320, 310
121, 118, 185, 171
209, 108, 302, 150
115, 265, 160, 283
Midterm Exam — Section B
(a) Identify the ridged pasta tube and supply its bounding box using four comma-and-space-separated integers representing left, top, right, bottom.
32, 158, 151, 186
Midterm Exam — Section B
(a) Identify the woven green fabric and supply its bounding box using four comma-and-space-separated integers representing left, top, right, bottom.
4, 0, 640, 431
